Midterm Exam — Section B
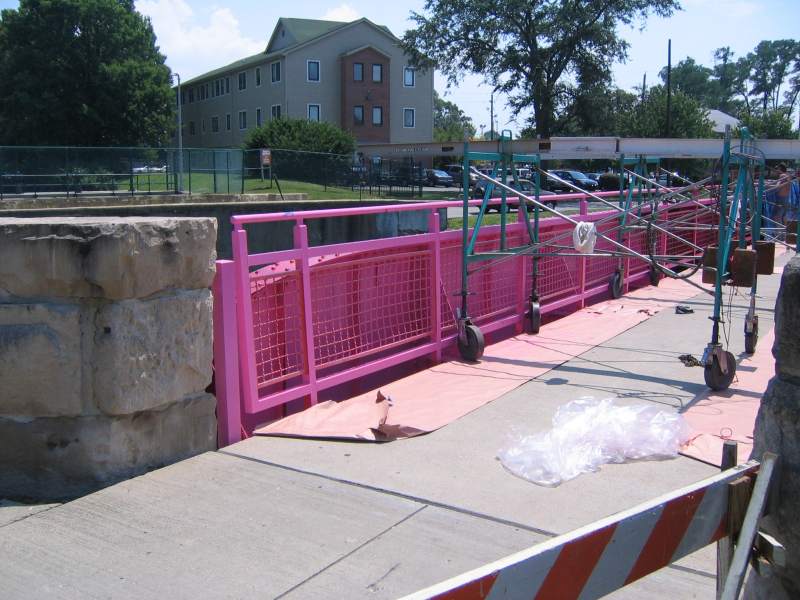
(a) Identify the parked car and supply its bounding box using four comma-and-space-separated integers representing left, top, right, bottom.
584, 172, 603, 182
425, 169, 455, 187
546, 170, 599, 192
473, 178, 557, 211
445, 164, 478, 188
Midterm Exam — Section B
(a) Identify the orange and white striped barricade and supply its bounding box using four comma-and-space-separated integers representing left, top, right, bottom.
402, 457, 776, 600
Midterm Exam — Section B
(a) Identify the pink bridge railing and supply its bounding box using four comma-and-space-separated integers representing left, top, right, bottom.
213, 192, 716, 447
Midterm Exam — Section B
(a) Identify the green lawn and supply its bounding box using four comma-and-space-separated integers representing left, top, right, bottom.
447, 207, 579, 230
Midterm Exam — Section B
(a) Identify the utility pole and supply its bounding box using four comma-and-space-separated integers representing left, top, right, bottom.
666, 39, 672, 138
641, 72, 647, 103
490, 92, 494, 141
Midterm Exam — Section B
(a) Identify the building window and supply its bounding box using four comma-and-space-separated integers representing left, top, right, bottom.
353, 62, 363, 81
238, 72, 247, 90
225, 77, 230, 94
403, 108, 415, 128
180, 90, 185, 105
188, 88, 194, 103
211, 116, 219, 133
205, 83, 209, 99
189, 121, 196, 135
238, 110, 247, 130
353, 105, 364, 125
199, 85, 205, 101
307, 60, 320, 82
372, 106, 383, 126
226, 114, 231, 131
256, 108, 262, 127
201, 118, 206, 133
403, 67, 415, 87
256, 67, 262, 86
372, 63, 382, 83
271, 61, 281, 83
308, 104, 320, 122
271, 104, 281, 120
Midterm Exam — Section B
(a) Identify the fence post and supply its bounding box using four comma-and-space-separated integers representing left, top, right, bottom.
212, 150, 217, 193
240, 149, 245, 194
294, 222, 319, 407
187, 150, 192, 193
428, 211, 443, 362
232, 227, 259, 420
213, 260, 242, 447
128, 149, 134, 195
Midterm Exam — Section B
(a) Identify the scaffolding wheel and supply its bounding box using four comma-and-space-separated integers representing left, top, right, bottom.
527, 302, 541, 334
609, 271, 623, 299
704, 350, 736, 391
458, 324, 485, 362
744, 315, 759, 355
649, 264, 660, 286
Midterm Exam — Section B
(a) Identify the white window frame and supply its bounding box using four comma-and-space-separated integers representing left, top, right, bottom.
353, 62, 364, 81
307, 103, 321, 122
270, 61, 281, 83
238, 110, 247, 130
403, 107, 415, 128
372, 63, 382, 83
238, 71, 247, 91
256, 107, 263, 127
403, 67, 415, 87
271, 104, 281, 120
307, 59, 321, 83
372, 105, 383, 126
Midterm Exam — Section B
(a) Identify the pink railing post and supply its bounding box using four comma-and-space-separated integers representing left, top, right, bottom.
232, 227, 260, 418
428, 210, 443, 362
212, 260, 242, 448
579, 195, 589, 216
294, 222, 319, 407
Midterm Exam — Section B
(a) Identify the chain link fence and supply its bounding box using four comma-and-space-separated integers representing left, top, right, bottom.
0, 146, 425, 199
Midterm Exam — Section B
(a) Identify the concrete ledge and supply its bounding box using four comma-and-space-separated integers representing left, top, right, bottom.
0, 192, 308, 210
0, 217, 216, 299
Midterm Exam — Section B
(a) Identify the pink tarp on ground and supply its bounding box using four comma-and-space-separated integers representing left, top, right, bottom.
256, 275, 707, 441
680, 328, 774, 466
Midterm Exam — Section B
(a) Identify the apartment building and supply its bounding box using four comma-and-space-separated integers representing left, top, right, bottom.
177, 17, 433, 148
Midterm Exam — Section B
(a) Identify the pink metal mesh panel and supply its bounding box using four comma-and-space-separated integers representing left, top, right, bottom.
311, 248, 432, 368
529, 226, 581, 301
250, 267, 304, 386
584, 220, 621, 288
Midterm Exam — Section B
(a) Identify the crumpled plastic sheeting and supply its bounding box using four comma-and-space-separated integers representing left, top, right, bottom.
497, 397, 691, 487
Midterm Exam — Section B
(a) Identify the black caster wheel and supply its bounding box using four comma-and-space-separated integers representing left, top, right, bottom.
744, 316, 759, 354
704, 350, 736, 391
649, 265, 660, 286
458, 324, 485, 361
527, 302, 541, 334
609, 271, 623, 299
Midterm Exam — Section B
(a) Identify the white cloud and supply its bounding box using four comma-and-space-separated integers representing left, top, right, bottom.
322, 3, 361, 22
136, 0, 264, 79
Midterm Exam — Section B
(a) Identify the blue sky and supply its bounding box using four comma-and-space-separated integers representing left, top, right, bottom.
1, 0, 797, 134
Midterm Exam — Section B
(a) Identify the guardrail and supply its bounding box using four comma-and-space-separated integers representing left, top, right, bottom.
212, 190, 715, 445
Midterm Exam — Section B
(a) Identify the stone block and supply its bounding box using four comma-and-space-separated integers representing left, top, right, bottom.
0, 393, 217, 501
0, 217, 217, 300
92, 290, 213, 415
0, 302, 85, 417
773, 258, 800, 383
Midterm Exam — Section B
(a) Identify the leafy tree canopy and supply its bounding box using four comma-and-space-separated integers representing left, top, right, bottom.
433, 91, 476, 141
402, 0, 680, 138
0, 0, 174, 146
244, 118, 356, 155
617, 86, 713, 138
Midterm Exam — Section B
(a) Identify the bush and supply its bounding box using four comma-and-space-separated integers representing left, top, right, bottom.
243, 118, 356, 155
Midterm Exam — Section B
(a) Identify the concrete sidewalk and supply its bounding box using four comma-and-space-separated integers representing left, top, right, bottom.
0, 254, 787, 599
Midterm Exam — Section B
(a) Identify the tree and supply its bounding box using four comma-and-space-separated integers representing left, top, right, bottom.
402, 0, 680, 139
244, 118, 356, 155
0, 0, 174, 146
617, 86, 713, 138
433, 91, 476, 141
659, 58, 717, 108
738, 108, 794, 139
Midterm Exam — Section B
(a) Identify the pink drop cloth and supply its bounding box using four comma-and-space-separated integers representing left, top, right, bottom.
256, 275, 708, 442
680, 327, 774, 466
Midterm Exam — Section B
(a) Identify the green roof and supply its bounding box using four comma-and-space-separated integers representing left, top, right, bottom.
278, 18, 347, 47
181, 17, 397, 87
